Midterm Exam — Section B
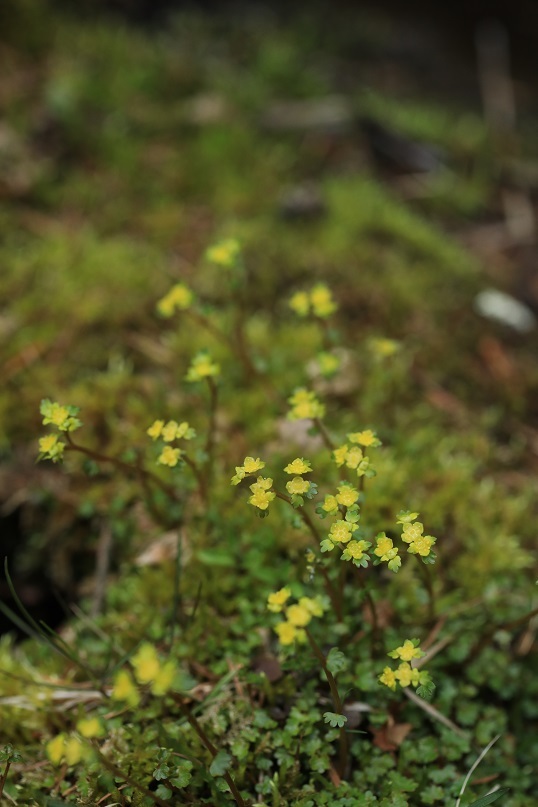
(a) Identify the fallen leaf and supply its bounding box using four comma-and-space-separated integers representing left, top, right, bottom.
371, 716, 413, 751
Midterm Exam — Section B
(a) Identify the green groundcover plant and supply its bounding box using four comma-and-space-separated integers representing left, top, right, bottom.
0, 239, 535, 806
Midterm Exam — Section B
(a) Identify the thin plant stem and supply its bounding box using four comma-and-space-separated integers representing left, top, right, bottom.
183, 454, 207, 503
65, 435, 178, 501
170, 528, 184, 642
414, 556, 436, 622
274, 490, 343, 621
205, 377, 218, 488
352, 567, 382, 655
313, 417, 335, 452
455, 734, 501, 807
0, 762, 11, 799
175, 699, 246, 807
305, 628, 349, 780
91, 521, 113, 619
93, 749, 170, 807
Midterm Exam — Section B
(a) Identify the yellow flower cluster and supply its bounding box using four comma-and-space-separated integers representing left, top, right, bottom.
147, 418, 196, 468
332, 430, 380, 479
369, 337, 400, 358
248, 477, 276, 510
46, 733, 92, 767
268, 590, 325, 645
287, 388, 325, 421
205, 238, 241, 267
38, 433, 65, 463
347, 429, 381, 448
231, 456, 265, 485
289, 284, 337, 319
379, 640, 429, 692
329, 520, 354, 545
157, 446, 183, 467
316, 351, 341, 377
284, 457, 313, 498
111, 642, 178, 707
341, 539, 370, 562
373, 532, 401, 572
284, 457, 312, 475
186, 351, 220, 382
333, 444, 373, 477
38, 400, 82, 463
148, 419, 196, 442
157, 282, 194, 318
397, 512, 436, 558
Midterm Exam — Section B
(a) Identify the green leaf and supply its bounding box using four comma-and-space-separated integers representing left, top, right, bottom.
152, 763, 170, 781
155, 785, 173, 799
196, 550, 235, 567
170, 761, 193, 788
416, 680, 436, 701
467, 788, 510, 807
323, 712, 347, 728
209, 750, 232, 777
320, 539, 335, 553
326, 647, 348, 675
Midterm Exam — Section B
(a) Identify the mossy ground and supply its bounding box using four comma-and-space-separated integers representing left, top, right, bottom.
0, 3, 537, 805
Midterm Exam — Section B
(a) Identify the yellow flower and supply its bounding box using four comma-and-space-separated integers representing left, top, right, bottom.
347, 429, 381, 448
64, 735, 84, 766
275, 621, 299, 645
329, 520, 353, 544
151, 660, 178, 696
76, 717, 104, 738
267, 587, 292, 613
49, 405, 70, 427
287, 388, 325, 420
322, 494, 339, 515
298, 596, 325, 617
157, 446, 182, 467
286, 477, 310, 496
333, 444, 349, 467
132, 643, 161, 685
112, 669, 140, 707
249, 489, 275, 510
206, 238, 241, 267
379, 667, 397, 691
157, 283, 194, 317
369, 338, 400, 358
46, 733, 66, 765
391, 640, 424, 662
317, 351, 341, 376
355, 455, 374, 478
38, 433, 65, 462
243, 456, 265, 473
186, 352, 220, 382
286, 603, 312, 627
344, 539, 369, 560
310, 284, 337, 318
147, 420, 164, 440
335, 483, 358, 508
407, 534, 435, 557
289, 291, 311, 317
374, 534, 397, 561
344, 446, 364, 470
395, 662, 420, 688
250, 476, 273, 491
284, 458, 312, 475
401, 522, 424, 543
39, 434, 58, 453
248, 478, 275, 510
162, 420, 180, 442
176, 421, 195, 440
40, 399, 81, 432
